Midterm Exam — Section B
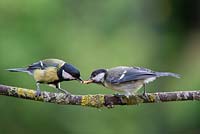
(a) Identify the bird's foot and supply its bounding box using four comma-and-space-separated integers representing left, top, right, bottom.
114, 92, 134, 98
124, 92, 135, 99
106, 103, 114, 108
142, 91, 150, 101
58, 88, 71, 95
36, 89, 41, 97
113, 93, 124, 98
113, 93, 128, 105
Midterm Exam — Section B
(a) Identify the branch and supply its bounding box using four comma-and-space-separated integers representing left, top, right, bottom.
0, 84, 199, 108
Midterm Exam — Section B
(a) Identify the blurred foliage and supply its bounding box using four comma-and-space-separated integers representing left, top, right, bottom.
0, 0, 200, 134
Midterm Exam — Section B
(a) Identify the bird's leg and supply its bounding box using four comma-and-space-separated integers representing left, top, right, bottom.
142, 83, 149, 100
143, 83, 147, 96
36, 82, 41, 96
56, 83, 71, 95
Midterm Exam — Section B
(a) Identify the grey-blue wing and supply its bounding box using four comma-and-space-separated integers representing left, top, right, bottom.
114, 73, 156, 84
106, 66, 157, 84
27, 61, 43, 70
27, 59, 62, 70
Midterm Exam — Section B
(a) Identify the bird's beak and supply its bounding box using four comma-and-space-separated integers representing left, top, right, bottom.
77, 77, 84, 83
83, 79, 93, 84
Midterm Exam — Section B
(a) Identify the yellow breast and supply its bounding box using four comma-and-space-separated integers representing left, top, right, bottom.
33, 67, 59, 83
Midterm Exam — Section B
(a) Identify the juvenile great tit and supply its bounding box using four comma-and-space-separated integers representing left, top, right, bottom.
7, 59, 83, 95
84, 66, 180, 96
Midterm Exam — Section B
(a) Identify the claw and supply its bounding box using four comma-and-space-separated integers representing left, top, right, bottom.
142, 92, 150, 101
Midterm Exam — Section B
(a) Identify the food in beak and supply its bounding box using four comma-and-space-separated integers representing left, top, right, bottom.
83, 79, 93, 84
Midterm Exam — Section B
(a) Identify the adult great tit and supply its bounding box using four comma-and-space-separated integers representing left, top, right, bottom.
84, 66, 180, 96
7, 59, 83, 95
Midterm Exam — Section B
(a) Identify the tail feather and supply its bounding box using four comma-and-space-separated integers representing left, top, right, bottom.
6, 68, 28, 73
156, 72, 181, 78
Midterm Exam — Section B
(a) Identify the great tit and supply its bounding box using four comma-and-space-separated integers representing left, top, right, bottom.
7, 59, 83, 95
84, 66, 180, 95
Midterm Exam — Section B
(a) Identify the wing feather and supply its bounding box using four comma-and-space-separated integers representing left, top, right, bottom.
27, 59, 65, 70
106, 66, 157, 84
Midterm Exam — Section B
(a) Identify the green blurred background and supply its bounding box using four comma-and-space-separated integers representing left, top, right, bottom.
0, 0, 200, 134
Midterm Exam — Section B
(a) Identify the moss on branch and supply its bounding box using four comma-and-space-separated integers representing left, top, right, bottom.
0, 84, 199, 108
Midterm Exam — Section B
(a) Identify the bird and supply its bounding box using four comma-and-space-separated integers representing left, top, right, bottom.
84, 66, 180, 96
7, 59, 83, 95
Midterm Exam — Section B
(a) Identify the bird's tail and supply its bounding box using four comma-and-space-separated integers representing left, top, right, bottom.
6, 68, 28, 73
155, 72, 181, 78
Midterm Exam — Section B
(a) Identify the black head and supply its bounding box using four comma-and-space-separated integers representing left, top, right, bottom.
85, 69, 107, 84
59, 63, 82, 82
90, 69, 107, 79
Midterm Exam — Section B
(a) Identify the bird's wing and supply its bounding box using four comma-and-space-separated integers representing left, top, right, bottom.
42, 59, 65, 68
28, 59, 65, 70
27, 61, 43, 70
106, 66, 157, 84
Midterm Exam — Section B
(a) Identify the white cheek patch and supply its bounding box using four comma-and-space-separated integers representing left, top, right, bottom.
93, 73, 105, 81
62, 70, 75, 79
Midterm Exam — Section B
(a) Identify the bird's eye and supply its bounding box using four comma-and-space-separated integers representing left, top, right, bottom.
91, 74, 95, 78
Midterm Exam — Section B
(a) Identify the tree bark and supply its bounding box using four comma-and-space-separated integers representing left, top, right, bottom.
0, 84, 199, 108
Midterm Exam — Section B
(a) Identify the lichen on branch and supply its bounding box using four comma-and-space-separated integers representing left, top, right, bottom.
0, 84, 199, 108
